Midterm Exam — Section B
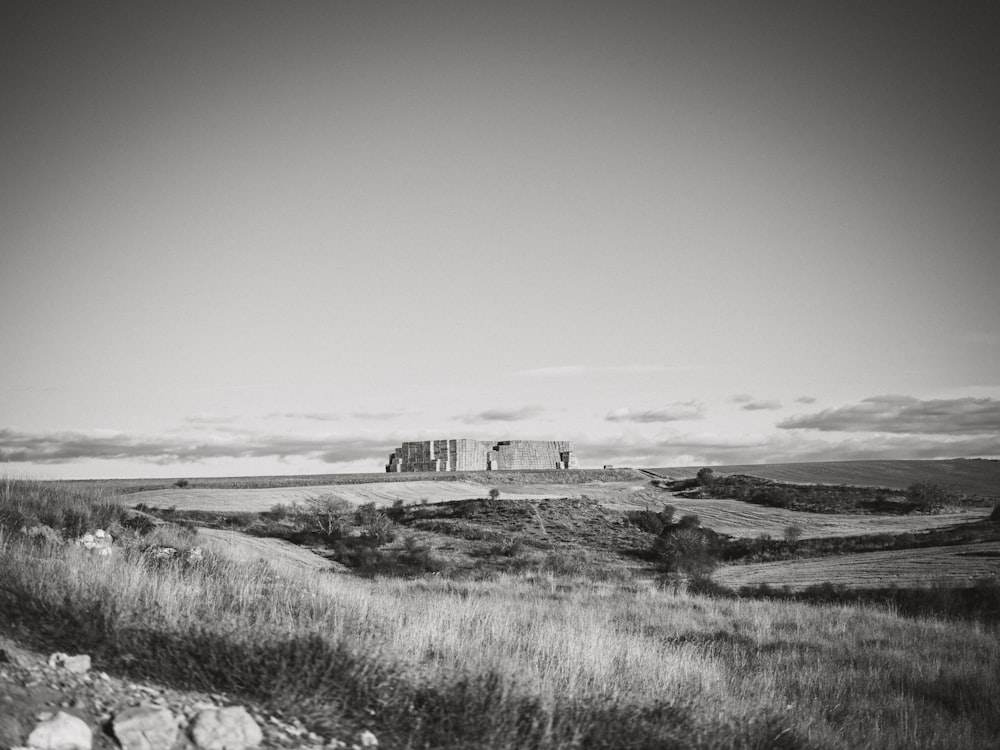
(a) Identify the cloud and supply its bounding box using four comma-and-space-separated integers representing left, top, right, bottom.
795, 396, 817, 404
457, 406, 545, 424
729, 394, 754, 404
268, 412, 341, 421
779, 396, 1000, 435
606, 401, 705, 423
742, 400, 782, 411
514, 364, 685, 378
350, 411, 403, 421
184, 414, 240, 425
573, 430, 1000, 468
267, 411, 404, 422
0, 428, 394, 465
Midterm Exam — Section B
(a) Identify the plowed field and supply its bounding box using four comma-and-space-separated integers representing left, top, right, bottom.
645, 496, 990, 538
715, 541, 1000, 589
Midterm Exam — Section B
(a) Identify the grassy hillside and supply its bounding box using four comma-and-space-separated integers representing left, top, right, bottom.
2, 479, 999, 749
647, 459, 1000, 497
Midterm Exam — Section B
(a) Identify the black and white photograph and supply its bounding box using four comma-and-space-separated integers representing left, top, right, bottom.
2, 2, 999, 748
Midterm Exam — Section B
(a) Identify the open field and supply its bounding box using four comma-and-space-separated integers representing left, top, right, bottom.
70, 468, 644, 495
129, 481, 566, 513
716, 540, 1000, 590
627, 494, 991, 538
648, 458, 1000, 497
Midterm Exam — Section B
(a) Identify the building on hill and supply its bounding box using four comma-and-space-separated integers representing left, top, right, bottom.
386, 439, 577, 472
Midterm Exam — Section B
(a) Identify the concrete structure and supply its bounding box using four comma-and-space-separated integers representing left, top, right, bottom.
386, 439, 577, 472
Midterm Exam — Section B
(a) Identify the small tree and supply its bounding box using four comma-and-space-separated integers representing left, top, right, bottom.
660, 504, 677, 525
300, 495, 354, 538
173, 479, 190, 488
783, 524, 804, 543
696, 467, 716, 488
906, 481, 959, 512
488, 488, 501, 501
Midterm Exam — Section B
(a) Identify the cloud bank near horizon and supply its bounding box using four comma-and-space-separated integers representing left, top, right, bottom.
780, 396, 1000, 435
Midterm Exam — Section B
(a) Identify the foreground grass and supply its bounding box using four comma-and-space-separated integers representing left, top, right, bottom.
1, 480, 998, 749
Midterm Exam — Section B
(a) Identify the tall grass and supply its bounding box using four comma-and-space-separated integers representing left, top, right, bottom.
1, 480, 998, 749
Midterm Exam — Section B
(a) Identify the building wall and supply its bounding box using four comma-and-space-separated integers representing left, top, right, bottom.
386, 439, 576, 472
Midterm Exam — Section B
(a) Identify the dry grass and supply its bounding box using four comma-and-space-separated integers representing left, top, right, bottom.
1, 479, 999, 748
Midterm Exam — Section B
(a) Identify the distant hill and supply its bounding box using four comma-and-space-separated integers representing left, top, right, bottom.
644, 459, 1000, 497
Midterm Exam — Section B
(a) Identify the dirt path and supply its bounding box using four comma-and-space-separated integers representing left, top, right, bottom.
715, 541, 1000, 590
197, 527, 338, 571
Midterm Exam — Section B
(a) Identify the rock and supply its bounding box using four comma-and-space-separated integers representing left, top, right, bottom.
358, 730, 378, 747
187, 547, 204, 562
47, 653, 91, 674
25, 711, 91, 750
77, 529, 113, 556
112, 705, 178, 750
0, 647, 21, 666
189, 707, 262, 750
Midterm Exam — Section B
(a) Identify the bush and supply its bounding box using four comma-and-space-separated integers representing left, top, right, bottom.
783, 524, 804, 543
653, 527, 718, 578
174, 479, 190, 488
990, 503, 1000, 523
696, 467, 716, 487
488, 488, 501, 501
300, 495, 355, 539
677, 514, 701, 529
906, 481, 960, 512
624, 510, 667, 535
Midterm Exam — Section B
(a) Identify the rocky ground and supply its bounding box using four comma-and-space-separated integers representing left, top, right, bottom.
0, 636, 377, 750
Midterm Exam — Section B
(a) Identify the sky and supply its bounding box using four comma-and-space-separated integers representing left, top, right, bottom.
2, 1, 999, 479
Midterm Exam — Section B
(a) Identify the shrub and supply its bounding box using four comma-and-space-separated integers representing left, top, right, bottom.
653, 527, 718, 578
677, 514, 701, 529
624, 510, 667, 535
906, 481, 960, 512
990, 503, 1000, 523
696, 467, 716, 487
488, 488, 501, 501
301, 494, 355, 539
174, 479, 190, 488
488, 534, 523, 557
783, 524, 804, 543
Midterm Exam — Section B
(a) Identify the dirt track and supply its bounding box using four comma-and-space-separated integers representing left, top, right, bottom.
198, 527, 338, 571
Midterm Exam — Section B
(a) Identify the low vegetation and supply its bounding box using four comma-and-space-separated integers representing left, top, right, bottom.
3, 478, 999, 748
668, 472, 984, 514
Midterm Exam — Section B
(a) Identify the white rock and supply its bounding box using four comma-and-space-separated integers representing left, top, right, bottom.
112, 705, 178, 750
189, 707, 262, 750
26, 711, 92, 750
47, 653, 91, 674
358, 730, 378, 747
